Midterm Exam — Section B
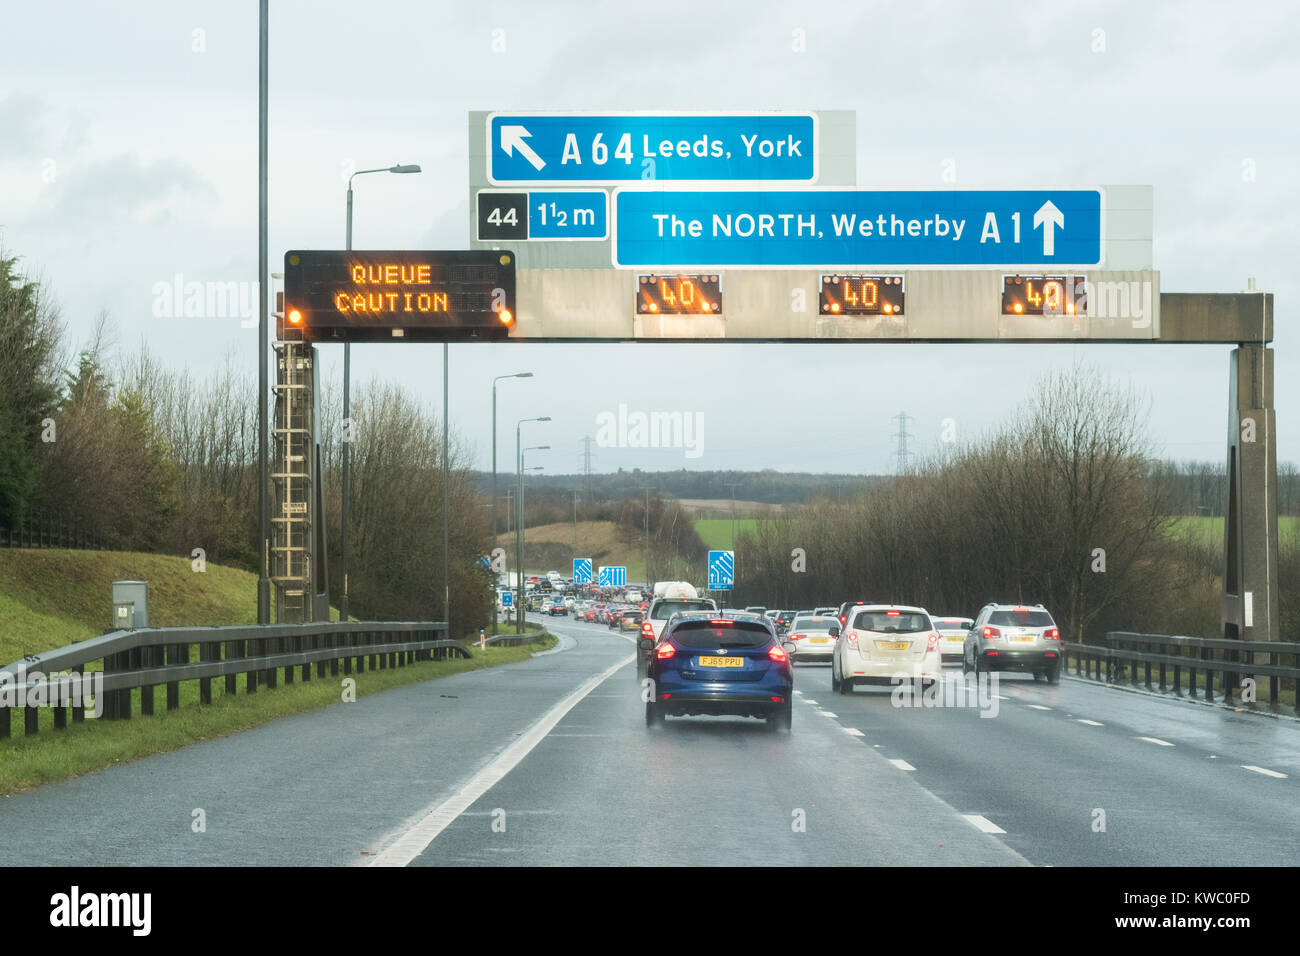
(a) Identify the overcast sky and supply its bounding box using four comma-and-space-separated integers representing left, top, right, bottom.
1, 0, 1296, 477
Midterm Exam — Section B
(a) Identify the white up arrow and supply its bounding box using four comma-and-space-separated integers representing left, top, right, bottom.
500, 125, 545, 172
1033, 200, 1064, 256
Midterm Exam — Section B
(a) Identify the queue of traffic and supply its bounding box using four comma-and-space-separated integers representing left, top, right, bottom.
563, 580, 1064, 733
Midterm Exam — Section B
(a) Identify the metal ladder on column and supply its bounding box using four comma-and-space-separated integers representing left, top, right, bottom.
272, 340, 314, 622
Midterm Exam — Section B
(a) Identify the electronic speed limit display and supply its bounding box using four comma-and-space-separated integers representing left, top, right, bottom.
636, 275, 721, 314
820, 275, 904, 315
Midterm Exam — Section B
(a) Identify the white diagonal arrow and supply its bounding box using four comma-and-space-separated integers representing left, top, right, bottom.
500, 124, 545, 172
1033, 200, 1064, 256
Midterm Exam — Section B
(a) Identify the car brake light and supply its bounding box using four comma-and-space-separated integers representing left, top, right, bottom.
983, 626, 1001, 639
791, 633, 805, 640
845, 631, 858, 643
709, 620, 734, 627
656, 643, 676, 659
768, 644, 788, 663
886, 610, 901, 616
839, 616, 846, 625
641, 621, 653, 635
1045, 628, 1060, 640
927, 632, 939, 650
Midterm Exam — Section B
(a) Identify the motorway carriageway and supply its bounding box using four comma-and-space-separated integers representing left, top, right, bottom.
2, 617, 1295, 866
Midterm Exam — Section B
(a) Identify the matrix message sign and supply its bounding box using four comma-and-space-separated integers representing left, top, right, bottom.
282, 250, 516, 342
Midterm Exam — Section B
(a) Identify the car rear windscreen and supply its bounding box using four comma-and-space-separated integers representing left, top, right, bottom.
670, 620, 771, 648
989, 610, 1054, 627
651, 599, 714, 620
853, 611, 931, 633
791, 617, 835, 631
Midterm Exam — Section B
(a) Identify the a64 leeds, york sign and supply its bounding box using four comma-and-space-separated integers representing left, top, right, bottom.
282, 250, 516, 342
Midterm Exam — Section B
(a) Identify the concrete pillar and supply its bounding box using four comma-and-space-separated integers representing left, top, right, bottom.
1223, 345, 1280, 642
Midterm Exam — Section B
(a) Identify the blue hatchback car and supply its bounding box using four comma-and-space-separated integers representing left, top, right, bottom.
645, 611, 793, 731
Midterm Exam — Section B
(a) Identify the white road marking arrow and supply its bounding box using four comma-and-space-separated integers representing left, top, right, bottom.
500, 124, 545, 172
1033, 200, 1064, 256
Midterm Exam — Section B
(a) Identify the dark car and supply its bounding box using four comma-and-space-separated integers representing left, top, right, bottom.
645, 611, 793, 731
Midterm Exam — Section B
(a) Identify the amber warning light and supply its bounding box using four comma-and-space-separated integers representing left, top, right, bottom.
283, 250, 516, 342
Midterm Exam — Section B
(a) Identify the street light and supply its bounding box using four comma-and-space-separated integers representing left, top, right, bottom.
491, 372, 533, 630
515, 417, 550, 632
340, 162, 422, 623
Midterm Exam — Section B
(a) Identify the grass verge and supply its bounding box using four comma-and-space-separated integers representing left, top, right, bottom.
0, 631, 556, 796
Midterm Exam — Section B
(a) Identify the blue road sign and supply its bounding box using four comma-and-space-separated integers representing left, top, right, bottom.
613, 188, 1103, 268
573, 558, 593, 584
488, 113, 817, 184
598, 566, 627, 587
708, 550, 735, 590
477, 190, 608, 241
501, 590, 514, 607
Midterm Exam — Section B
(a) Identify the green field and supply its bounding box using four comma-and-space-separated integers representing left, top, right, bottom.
694, 519, 766, 550
1166, 515, 1300, 546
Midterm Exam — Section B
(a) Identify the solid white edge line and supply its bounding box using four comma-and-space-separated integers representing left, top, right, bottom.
367, 655, 630, 867
1077, 719, 1104, 726
1026, 704, 1051, 711
842, 727, 865, 736
1136, 736, 1174, 747
963, 814, 1007, 834
1241, 765, 1288, 778
888, 758, 916, 771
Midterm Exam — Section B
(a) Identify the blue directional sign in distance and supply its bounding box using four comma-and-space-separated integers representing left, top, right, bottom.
501, 590, 514, 607
488, 113, 817, 184
573, 558, 593, 584
613, 189, 1103, 268
598, 565, 627, 587
708, 550, 735, 591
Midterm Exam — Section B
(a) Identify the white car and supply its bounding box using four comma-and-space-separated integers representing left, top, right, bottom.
931, 616, 974, 662
785, 614, 840, 662
831, 605, 942, 694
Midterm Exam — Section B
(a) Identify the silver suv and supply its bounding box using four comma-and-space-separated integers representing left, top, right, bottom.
962, 604, 1062, 683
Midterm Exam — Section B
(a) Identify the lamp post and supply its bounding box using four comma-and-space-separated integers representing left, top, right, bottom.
515, 417, 550, 632
340, 163, 420, 623
492, 372, 533, 630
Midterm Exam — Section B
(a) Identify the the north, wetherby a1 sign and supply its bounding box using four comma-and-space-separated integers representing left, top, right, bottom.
612, 188, 1103, 269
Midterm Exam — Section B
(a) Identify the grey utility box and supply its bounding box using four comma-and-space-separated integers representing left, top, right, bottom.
112, 580, 149, 629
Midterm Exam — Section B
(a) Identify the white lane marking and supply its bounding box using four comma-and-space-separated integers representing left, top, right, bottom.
366, 655, 628, 867
1242, 765, 1288, 779
993, 695, 1009, 700
842, 727, 865, 737
1026, 704, 1051, 711
888, 758, 916, 771
819, 711, 838, 718
1136, 736, 1174, 747
963, 814, 1007, 834
1077, 719, 1104, 726
803, 699, 818, 705
794, 690, 803, 695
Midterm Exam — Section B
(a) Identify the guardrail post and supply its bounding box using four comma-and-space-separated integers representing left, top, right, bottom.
140, 644, 156, 717
72, 665, 85, 723
1173, 650, 1182, 697
1202, 645, 1214, 702
166, 642, 182, 710
1158, 643, 1167, 691
0, 703, 9, 739
265, 634, 278, 689
284, 633, 295, 684
246, 637, 258, 695
24, 701, 38, 736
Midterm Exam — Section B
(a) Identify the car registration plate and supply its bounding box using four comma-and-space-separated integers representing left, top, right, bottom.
877, 641, 909, 651
945, 634, 963, 641
698, 656, 743, 667
810, 637, 828, 644
1011, 634, 1036, 642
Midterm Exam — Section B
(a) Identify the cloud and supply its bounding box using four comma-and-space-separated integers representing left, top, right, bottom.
41, 153, 215, 223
